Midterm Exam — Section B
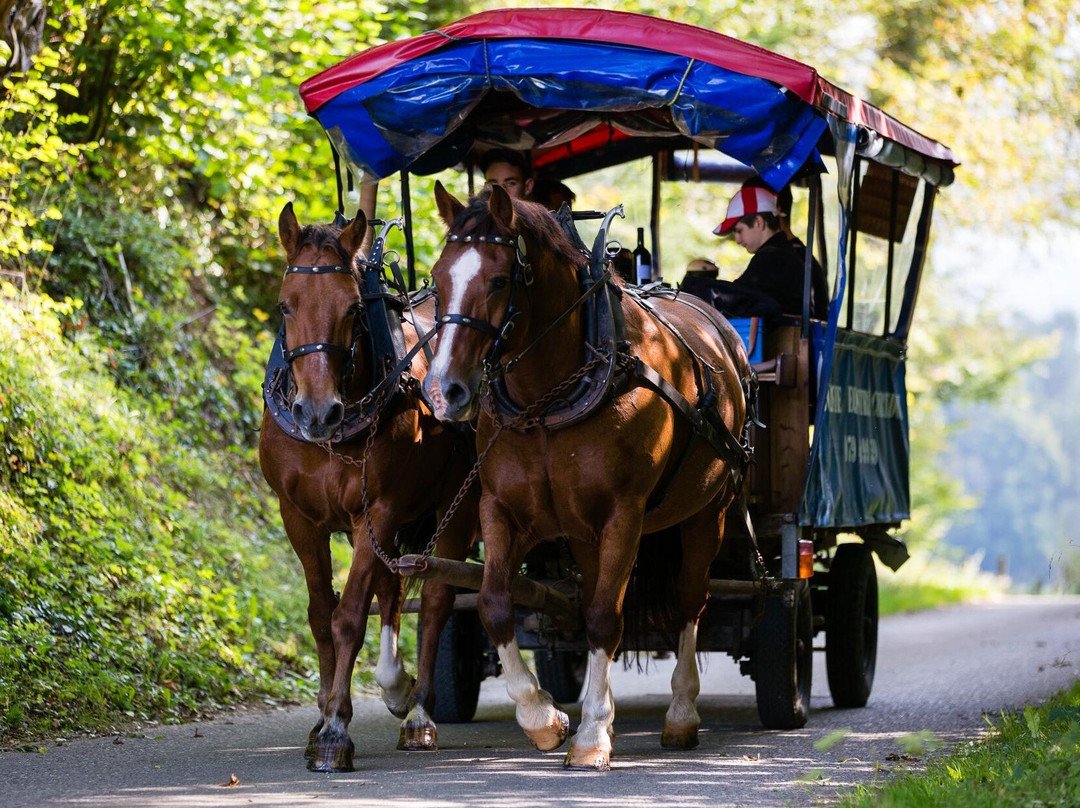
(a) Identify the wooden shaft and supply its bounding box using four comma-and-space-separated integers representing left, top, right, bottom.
396, 554, 581, 631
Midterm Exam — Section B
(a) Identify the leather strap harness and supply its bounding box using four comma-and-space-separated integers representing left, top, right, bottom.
263, 219, 438, 444
437, 206, 754, 476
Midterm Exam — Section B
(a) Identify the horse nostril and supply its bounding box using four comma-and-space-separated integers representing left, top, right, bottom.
291, 401, 305, 424
445, 382, 469, 408
323, 401, 344, 428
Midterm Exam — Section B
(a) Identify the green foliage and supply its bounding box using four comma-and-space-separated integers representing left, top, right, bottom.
840, 681, 1080, 807
0, 43, 94, 271
0, 287, 312, 742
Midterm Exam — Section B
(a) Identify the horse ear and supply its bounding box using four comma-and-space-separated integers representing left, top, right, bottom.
278, 202, 300, 255
487, 184, 516, 235
338, 209, 368, 257
434, 180, 465, 227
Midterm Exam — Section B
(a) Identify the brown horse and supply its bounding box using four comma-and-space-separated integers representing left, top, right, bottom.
423, 184, 750, 770
259, 203, 476, 771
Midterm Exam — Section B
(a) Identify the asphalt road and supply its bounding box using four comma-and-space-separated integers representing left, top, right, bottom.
1, 596, 1078, 808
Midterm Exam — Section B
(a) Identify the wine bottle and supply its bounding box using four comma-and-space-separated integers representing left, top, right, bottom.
633, 227, 652, 285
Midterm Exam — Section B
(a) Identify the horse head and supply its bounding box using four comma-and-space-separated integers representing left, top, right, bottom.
423, 182, 582, 422
277, 202, 369, 442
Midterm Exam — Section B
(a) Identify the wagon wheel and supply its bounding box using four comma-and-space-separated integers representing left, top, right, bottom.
754, 581, 813, 729
533, 648, 587, 704
825, 543, 878, 708
428, 610, 487, 723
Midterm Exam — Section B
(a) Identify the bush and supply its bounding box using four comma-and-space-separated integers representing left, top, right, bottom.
0, 286, 312, 742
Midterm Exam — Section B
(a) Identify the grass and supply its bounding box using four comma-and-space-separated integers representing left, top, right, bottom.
878, 552, 1007, 616
839, 549, 1075, 807
838, 680, 1080, 807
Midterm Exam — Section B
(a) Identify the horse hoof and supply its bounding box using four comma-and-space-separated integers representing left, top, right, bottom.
564, 745, 611, 771
661, 723, 700, 749
307, 732, 355, 772
397, 721, 437, 751
525, 707, 570, 752
305, 719, 325, 760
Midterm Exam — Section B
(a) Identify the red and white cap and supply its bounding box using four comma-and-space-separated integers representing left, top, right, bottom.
713, 185, 779, 235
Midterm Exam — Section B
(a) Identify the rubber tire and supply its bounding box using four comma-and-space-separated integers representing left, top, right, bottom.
754, 582, 813, 729
826, 543, 878, 708
427, 610, 486, 723
534, 649, 587, 704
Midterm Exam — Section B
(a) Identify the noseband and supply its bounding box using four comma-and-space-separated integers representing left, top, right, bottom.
280, 264, 363, 378
436, 232, 533, 372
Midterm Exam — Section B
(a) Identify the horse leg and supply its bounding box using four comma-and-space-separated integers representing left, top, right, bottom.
478, 508, 569, 753
279, 505, 337, 760
372, 562, 413, 719
662, 505, 726, 749
565, 516, 642, 771
308, 512, 388, 772
399, 489, 478, 751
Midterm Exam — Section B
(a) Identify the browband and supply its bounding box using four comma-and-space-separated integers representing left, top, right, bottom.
446, 233, 516, 248
284, 264, 354, 276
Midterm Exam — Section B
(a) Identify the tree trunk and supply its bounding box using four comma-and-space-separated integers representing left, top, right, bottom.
1, 0, 47, 84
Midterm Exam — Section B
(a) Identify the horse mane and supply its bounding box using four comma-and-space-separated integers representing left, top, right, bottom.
452, 188, 585, 271
296, 222, 353, 266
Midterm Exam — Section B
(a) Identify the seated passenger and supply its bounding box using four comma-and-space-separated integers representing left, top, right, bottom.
714, 184, 826, 320
479, 148, 534, 200
679, 258, 721, 299
678, 257, 781, 320
732, 179, 829, 319
532, 176, 577, 211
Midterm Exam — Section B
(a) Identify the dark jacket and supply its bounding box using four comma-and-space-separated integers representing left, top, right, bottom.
732, 232, 808, 318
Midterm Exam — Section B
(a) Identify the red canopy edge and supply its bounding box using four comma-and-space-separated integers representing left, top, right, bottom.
816, 80, 956, 165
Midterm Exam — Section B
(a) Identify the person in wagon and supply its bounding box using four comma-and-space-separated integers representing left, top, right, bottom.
479, 148, 535, 200
532, 176, 577, 210
715, 184, 827, 320
678, 257, 721, 299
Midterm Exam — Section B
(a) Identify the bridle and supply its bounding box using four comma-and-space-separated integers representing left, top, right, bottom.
279, 262, 364, 387
435, 232, 535, 375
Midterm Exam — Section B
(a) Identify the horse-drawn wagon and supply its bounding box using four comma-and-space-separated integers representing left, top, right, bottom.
266, 8, 958, 771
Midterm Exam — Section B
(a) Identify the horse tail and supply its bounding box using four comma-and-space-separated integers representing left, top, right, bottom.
622, 524, 682, 664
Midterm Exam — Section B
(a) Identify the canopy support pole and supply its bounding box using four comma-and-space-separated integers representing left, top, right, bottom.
400, 170, 416, 290
650, 153, 661, 280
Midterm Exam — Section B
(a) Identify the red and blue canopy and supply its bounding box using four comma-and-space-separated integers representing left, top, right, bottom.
300, 8, 957, 189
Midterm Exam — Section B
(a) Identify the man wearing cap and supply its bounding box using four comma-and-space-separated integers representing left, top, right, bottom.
716, 184, 826, 319
479, 148, 534, 200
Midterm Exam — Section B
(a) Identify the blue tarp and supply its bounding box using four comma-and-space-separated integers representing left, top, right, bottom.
313, 37, 828, 189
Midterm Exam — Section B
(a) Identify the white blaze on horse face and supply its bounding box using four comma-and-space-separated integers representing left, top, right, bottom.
574, 648, 616, 753
429, 247, 484, 408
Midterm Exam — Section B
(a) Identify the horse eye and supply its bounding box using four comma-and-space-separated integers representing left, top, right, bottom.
491, 276, 510, 292
277, 301, 290, 316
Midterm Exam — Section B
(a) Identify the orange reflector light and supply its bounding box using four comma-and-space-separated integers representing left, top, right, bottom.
798, 540, 814, 578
